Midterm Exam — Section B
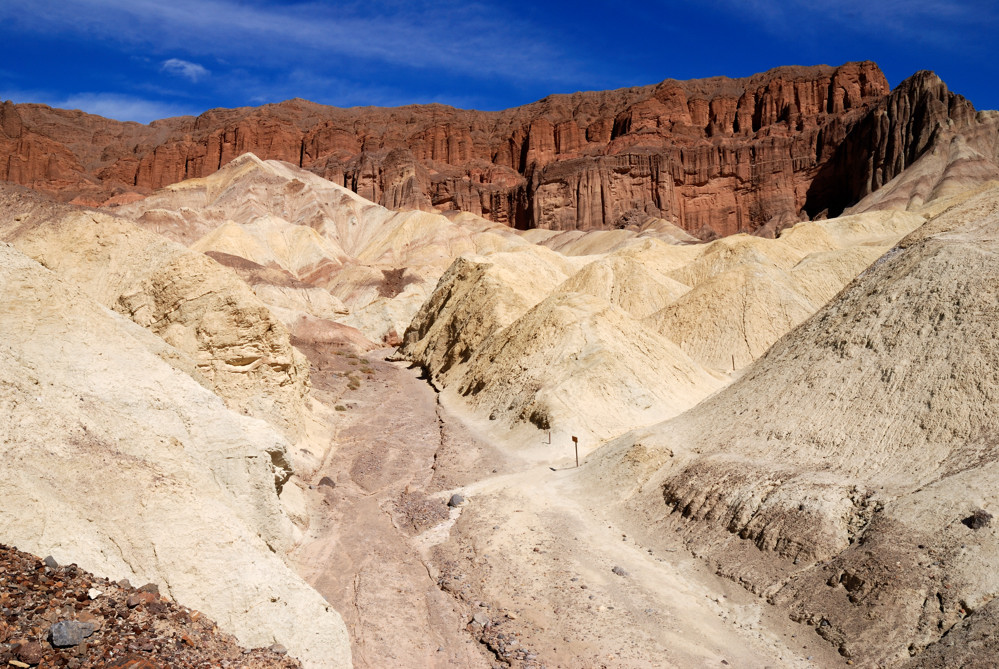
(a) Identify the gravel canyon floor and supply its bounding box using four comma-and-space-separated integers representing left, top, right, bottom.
288, 346, 845, 668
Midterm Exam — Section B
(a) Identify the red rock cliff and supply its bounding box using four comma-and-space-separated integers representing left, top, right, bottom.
2, 62, 994, 237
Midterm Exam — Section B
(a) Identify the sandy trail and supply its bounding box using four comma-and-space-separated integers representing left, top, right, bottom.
291, 347, 844, 668
290, 349, 491, 668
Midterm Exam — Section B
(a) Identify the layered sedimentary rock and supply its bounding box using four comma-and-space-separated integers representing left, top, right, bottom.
811, 71, 999, 216
3, 63, 993, 237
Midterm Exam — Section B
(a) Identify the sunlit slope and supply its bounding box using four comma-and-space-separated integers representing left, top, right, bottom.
0, 242, 350, 668
117, 153, 528, 342
587, 185, 999, 666
399, 208, 924, 445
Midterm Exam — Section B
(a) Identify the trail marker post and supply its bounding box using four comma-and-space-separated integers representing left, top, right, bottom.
572, 435, 579, 467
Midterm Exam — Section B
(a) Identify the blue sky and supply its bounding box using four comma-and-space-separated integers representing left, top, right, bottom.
1, 0, 996, 123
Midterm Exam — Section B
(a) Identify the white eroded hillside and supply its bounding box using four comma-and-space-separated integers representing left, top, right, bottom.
0, 242, 350, 668
585, 184, 999, 666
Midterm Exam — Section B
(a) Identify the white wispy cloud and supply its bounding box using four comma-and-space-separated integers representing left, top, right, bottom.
57, 92, 196, 122
1, 88, 197, 123
0, 0, 585, 86
161, 58, 209, 82
711, 0, 994, 44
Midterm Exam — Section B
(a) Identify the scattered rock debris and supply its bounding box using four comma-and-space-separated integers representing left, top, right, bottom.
0, 543, 301, 668
394, 490, 450, 534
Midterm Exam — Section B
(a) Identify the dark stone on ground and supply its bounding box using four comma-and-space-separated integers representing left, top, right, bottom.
963, 509, 993, 530
49, 620, 97, 647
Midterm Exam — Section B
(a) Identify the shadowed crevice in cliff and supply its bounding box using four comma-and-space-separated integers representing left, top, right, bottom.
804, 70, 995, 219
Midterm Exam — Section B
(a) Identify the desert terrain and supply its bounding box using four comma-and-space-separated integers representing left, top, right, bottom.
2, 61, 999, 669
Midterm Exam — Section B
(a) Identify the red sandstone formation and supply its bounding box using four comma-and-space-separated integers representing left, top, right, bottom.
1, 62, 996, 237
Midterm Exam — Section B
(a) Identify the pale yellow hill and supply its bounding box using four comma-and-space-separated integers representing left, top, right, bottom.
0, 205, 321, 457
116, 153, 528, 343
587, 184, 999, 666
0, 242, 350, 669
443, 291, 724, 447
526, 218, 697, 256
788, 244, 890, 305
643, 210, 925, 370
666, 233, 805, 287
399, 245, 584, 386
400, 206, 926, 444
555, 253, 691, 319
609, 236, 705, 273
646, 263, 816, 370
191, 215, 348, 275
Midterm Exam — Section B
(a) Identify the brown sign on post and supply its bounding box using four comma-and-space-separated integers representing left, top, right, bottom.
571, 436, 579, 467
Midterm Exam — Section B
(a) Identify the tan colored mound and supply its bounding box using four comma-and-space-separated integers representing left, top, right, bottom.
647, 263, 816, 370
116, 154, 527, 342
588, 184, 999, 666
0, 243, 350, 668
0, 203, 313, 450
555, 254, 690, 319
668, 210, 923, 288
530, 220, 697, 257
780, 209, 927, 249
398, 246, 582, 386
645, 210, 925, 370
665, 233, 807, 287
444, 291, 724, 447
191, 216, 347, 277
401, 206, 924, 443
608, 236, 705, 273
788, 244, 890, 305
